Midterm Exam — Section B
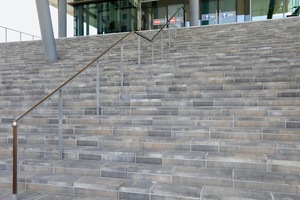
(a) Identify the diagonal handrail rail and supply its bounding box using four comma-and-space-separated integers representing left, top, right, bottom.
13, 31, 131, 123
11, 31, 131, 199
134, 6, 184, 42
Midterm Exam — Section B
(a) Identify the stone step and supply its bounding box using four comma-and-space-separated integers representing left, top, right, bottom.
2, 144, 300, 175
2, 159, 300, 199
74, 136, 296, 156
0, 190, 117, 200
0, 150, 296, 176
2, 124, 300, 145
7, 172, 299, 200
1, 151, 300, 198
1, 16, 300, 198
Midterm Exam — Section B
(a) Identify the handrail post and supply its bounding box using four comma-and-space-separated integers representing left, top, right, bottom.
120, 40, 124, 96
96, 60, 100, 115
152, 41, 154, 64
161, 30, 164, 60
138, 35, 141, 66
12, 121, 18, 200
5, 28, 7, 42
169, 23, 171, 49
58, 89, 63, 160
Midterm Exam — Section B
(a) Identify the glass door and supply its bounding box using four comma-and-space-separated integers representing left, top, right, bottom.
201, 0, 236, 25
219, 0, 236, 24
168, 4, 184, 28
201, 0, 218, 25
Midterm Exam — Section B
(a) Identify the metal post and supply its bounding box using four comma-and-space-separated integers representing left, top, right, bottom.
161, 31, 164, 60
169, 24, 171, 49
138, 35, 141, 66
12, 122, 18, 200
96, 61, 100, 115
20, 32, 22, 41
5, 28, 7, 42
58, 89, 63, 160
152, 41, 154, 64
175, 25, 177, 39
120, 40, 124, 94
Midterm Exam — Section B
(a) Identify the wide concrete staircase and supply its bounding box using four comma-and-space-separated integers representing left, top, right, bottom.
1, 17, 300, 199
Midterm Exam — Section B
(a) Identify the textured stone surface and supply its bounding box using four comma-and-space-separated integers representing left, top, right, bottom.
1, 17, 300, 199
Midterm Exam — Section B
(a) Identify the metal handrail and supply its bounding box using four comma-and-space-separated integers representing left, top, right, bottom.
134, 6, 184, 42
134, 6, 184, 64
0, 25, 41, 42
11, 6, 183, 199
11, 31, 131, 199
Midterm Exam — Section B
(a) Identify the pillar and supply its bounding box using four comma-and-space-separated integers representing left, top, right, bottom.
189, 0, 200, 26
58, 0, 67, 37
36, 0, 57, 64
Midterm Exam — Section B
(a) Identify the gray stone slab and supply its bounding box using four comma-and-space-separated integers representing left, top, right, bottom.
266, 155, 300, 174
19, 159, 58, 174
101, 148, 139, 163
219, 140, 277, 155
207, 152, 267, 171
201, 186, 273, 200
0, 189, 11, 200
173, 166, 233, 188
234, 169, 300, 194
119, 179, 156, 199
191, 139, 220, 152
151, 182, 202, 199
277, 142, 300, 156
273, 193, 300, 200
210, 126, 263, 140
55, 160, 108, 176
100, 162, 133, 179
27, 174, 81, 186
262, 127, 300, 141
128, 165, 174, 183
141, 137, 191, 151
162, 150, 207, 167
74, 176, 124, 190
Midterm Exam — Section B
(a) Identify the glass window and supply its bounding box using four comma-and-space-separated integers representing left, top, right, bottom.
252, 0, 298, 20
74, 0, 137, 36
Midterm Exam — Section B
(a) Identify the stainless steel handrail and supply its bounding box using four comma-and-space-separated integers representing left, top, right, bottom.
0, 25, 41, 42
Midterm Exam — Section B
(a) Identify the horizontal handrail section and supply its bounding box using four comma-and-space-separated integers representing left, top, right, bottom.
0, 25, 41, 43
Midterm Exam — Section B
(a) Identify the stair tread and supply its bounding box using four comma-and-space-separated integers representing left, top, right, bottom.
1, 16, 300, 198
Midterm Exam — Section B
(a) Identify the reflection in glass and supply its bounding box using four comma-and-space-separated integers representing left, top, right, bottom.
74, 0, 137, 36
252, 0, 299, 20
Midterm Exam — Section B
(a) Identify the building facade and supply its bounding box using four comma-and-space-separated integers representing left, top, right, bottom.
68, 0, 299, 36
